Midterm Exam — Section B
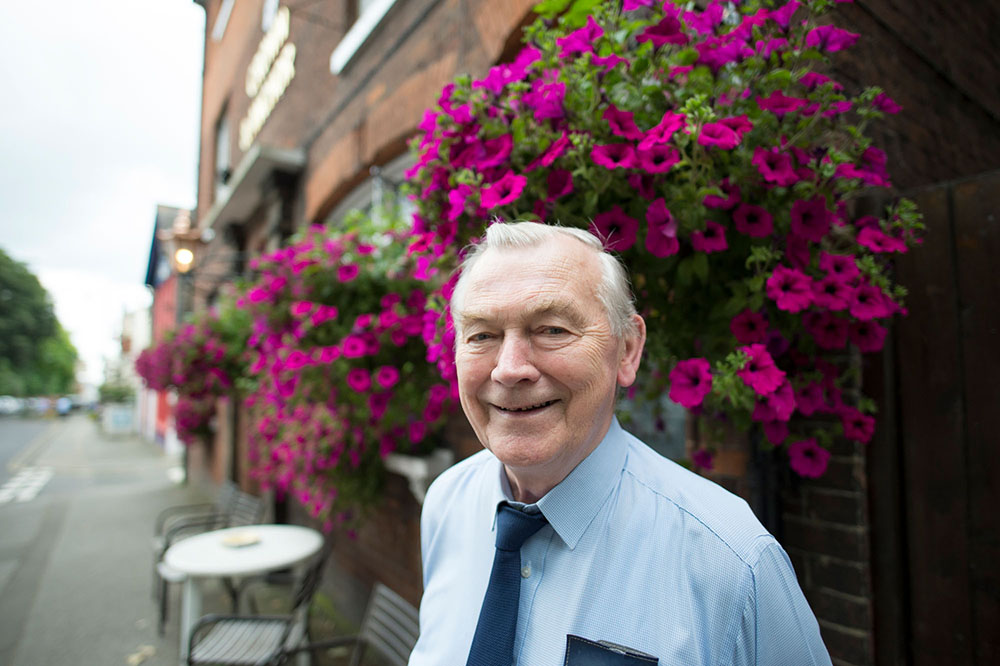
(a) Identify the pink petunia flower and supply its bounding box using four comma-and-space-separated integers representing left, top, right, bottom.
819, 251, 860, 282
804, 311, 849, 350
873, 92, 902, 114
766, 265, 814, 312
799, 71, 843, 91
557, 15, 603, 58
375, 365, 400, 389
785, 232, 811, 269
637, 14, 689, 47
635, 144, 680, 173
684, 0, 725, 35
738, 344, 786, 396
591, 206, 639, 251
764, 419, 789, 445
341, 335, 368, 359
752, 147, 799, 186
290, 301, 314, 318
668, 357, 713, 408
731, 309, 768, 344
857, 226, 907, 253
408, 421, 427, 444
692, 221, 728, 253
795, 381, 826, 416
805, 25, 860, 53
733, 203, 774, 237
604, 106, 643, 140
813, 275, 854, 311
645, 198, 679, 257
591, 143, 638, 170
638, 111, 687, 150
719, 115, 753, 138
850, 284, 892, 321
849, 320, 887, 352
445, 184, 473, 221
338, 264, 360, 282
368, 392, 391, 421
546, 169, 574, 200
788, 438, 831, 478
346, 368, 371, 392
523, 75, 566, 121
757, 37, 788, 58
698, 122, 741, 149
790, 196, 832, 242
703, 180, 740, 209
839, 405, 875, 444
525, 131, 571, 172
623, 0, 654, 10
481, 171, 528, 208
592, 53, 630, 72
768, 0, 801, 30
475, 134, 513, 169
691, 448, 715, 471
764, 379, 796, 421
757, 90, 808, 116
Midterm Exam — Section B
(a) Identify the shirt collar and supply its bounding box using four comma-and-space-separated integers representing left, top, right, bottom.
484, 417, 628, 549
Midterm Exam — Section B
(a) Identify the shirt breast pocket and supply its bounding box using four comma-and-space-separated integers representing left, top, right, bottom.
564, 635, 659, 665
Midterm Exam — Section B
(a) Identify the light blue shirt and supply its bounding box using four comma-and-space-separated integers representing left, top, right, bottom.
410, 418, 832, 665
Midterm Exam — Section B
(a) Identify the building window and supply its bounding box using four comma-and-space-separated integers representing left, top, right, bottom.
325, 154, 415, 232
329, 0, 401, 74
211, 0, 235, 41
214, 107, 231, 204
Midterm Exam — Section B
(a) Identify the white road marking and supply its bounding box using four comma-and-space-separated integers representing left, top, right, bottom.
0, 466, 54, 504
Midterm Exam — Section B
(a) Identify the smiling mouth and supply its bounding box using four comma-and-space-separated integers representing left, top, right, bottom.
494, 400, 558, 413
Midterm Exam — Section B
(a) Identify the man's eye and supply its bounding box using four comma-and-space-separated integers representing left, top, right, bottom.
542, 327, 568, 335
468, 333, 493, 342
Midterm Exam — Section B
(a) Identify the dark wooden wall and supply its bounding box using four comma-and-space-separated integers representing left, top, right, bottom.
870, 170, 1000, 665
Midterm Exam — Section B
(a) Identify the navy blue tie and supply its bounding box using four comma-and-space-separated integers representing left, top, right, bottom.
466, 504, 548, 666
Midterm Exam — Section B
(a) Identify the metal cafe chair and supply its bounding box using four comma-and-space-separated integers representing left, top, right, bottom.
185, 541, 332, 665
156, 487, 266, 635
275, 582, 419, 666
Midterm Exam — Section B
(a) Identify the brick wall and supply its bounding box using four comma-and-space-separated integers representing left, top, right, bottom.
831, 0, 1000, 190
782, 438, 874, 666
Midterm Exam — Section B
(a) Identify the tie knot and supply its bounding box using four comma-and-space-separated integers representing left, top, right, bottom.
495, 504, 548, 552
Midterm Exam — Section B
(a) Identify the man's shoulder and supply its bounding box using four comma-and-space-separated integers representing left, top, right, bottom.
619, 429, 774, 566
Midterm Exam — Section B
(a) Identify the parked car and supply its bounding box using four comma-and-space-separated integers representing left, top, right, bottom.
0, 396, 24, 415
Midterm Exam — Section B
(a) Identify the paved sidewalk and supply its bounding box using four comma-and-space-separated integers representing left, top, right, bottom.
0, 414, 226, 666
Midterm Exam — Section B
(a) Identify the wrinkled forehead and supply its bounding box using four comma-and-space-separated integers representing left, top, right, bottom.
453, 240, 604, 327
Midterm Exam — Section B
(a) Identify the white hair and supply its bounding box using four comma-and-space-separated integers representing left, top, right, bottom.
450, 221, 639, 340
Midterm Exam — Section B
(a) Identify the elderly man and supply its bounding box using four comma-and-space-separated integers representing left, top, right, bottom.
409, 222, 831, 665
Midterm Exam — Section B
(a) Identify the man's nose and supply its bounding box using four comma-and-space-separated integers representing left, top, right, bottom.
491, 334, 540, 386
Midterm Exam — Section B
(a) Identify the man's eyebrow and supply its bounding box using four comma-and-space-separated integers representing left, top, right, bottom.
456, 300, 590, 330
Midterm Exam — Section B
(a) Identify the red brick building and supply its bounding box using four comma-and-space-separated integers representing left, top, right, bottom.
183, 1, 1000, 664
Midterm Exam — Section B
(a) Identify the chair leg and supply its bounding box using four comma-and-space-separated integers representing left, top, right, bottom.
159, 577, 168, 636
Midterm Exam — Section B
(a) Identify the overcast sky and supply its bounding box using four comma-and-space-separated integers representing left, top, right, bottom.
0, 1, 206, 385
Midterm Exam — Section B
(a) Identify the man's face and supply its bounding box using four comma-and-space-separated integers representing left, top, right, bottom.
453, 236, 643, 501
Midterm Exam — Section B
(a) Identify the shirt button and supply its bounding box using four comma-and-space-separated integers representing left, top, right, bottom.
521, 564, 532, 578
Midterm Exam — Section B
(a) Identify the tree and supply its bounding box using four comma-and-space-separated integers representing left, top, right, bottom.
0, 248, 78, 395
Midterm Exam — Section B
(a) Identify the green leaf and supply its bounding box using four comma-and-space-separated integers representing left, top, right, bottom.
564, 0, 604, 27
533, 0, 572, 19
691, 252, 710, 283
677, 256, 694, 286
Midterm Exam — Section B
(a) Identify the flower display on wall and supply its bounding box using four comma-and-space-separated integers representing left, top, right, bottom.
236, 211, 454, 528
406, 0, 923, 478
135, 299, 249, 445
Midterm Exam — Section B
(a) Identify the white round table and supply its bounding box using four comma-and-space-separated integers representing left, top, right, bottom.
163, 524, 324, 664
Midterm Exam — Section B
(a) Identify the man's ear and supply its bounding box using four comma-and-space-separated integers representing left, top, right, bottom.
616, 314, 646, 388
